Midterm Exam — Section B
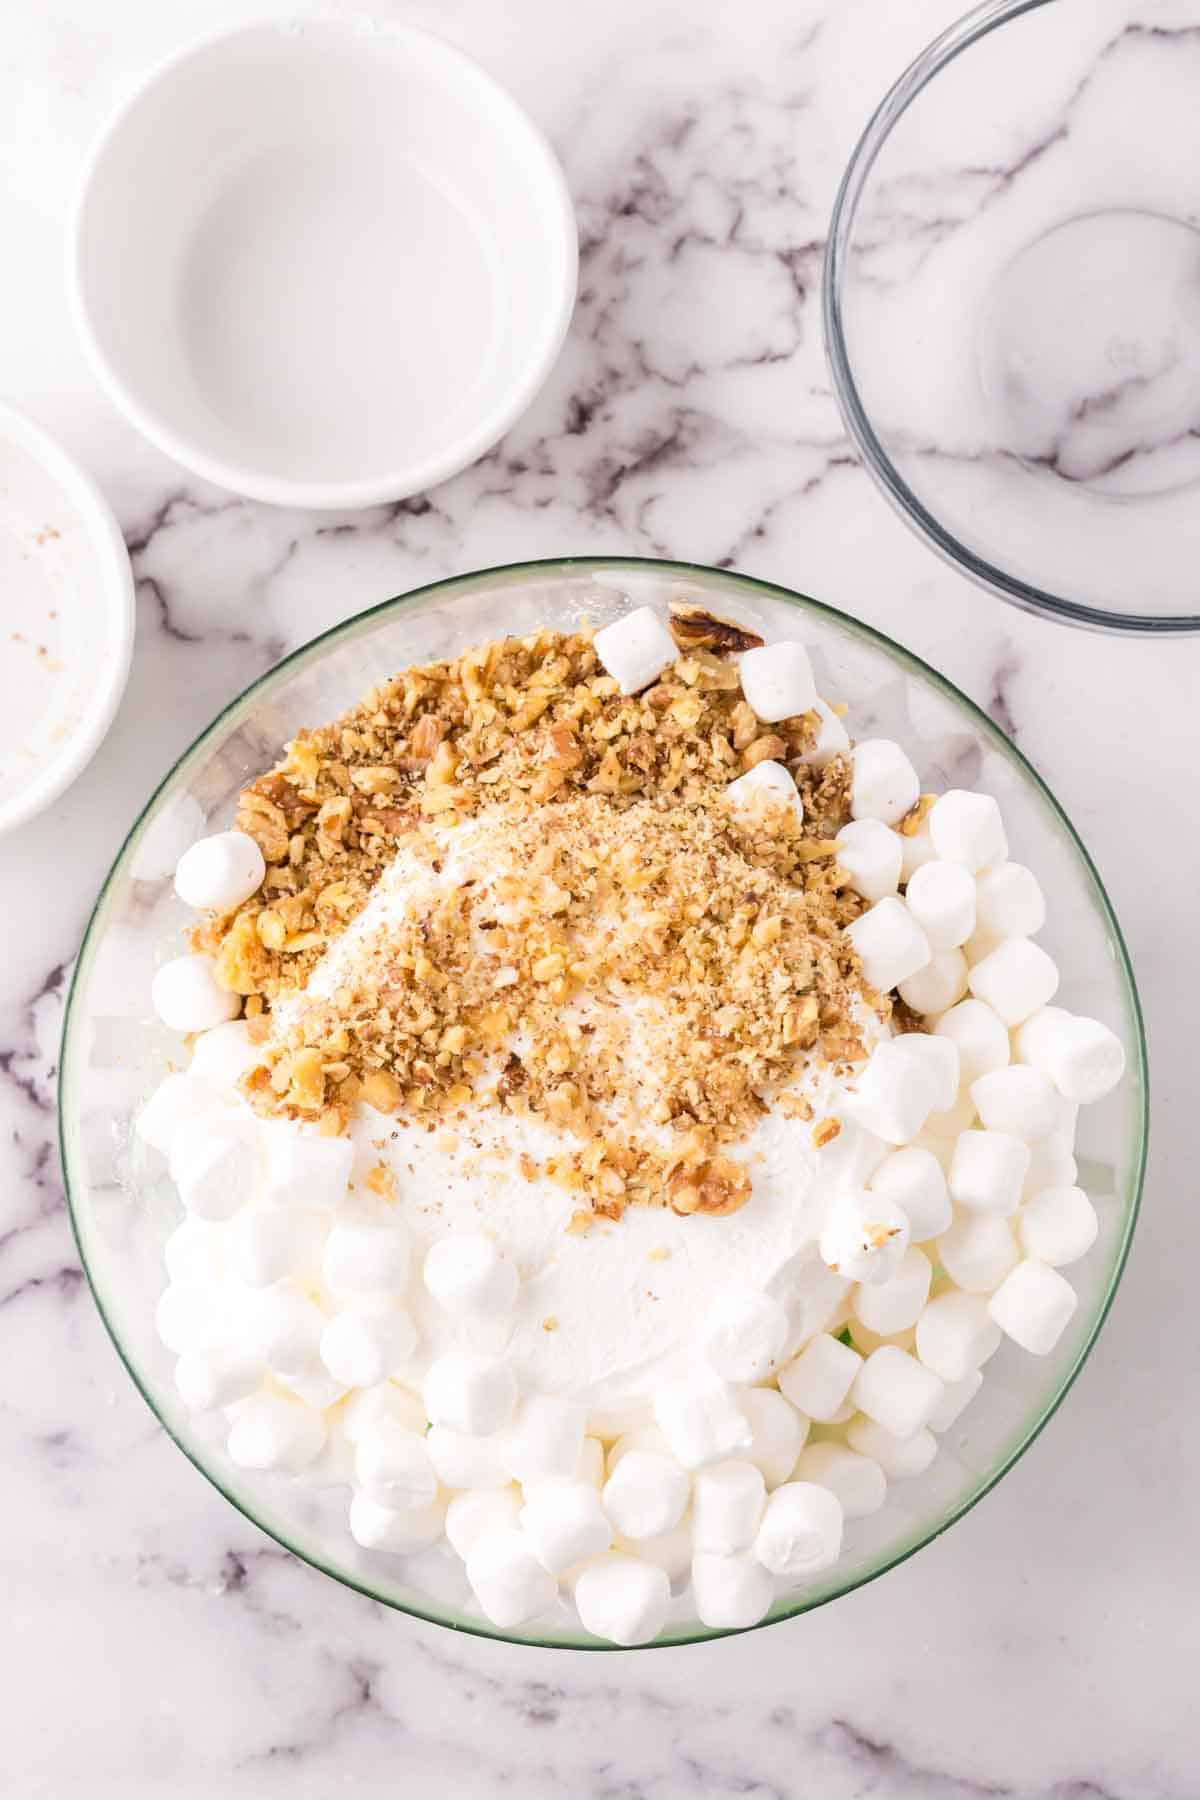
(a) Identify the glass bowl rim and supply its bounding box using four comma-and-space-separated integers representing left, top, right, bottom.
57, 554, 1149, 1649
822, 0, 1200, 638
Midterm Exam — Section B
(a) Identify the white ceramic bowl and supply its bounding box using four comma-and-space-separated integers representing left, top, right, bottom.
0, 401, 134, 836
70, 16, 578, 509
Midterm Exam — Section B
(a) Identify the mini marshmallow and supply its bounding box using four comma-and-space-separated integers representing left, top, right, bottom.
606, 1424, 671, 1473
988, 1259, 1078, 1355
423, 1235, 518, 1319
703, 1288, 789, 1382
845, 1417, 937, 1481
243, 1287, 326, 1375
740, 641, 817, 722
574, 1554, 670, 1646
969, 937, 1060, 1028
851, 739, 920, 826
970, 1066, 1059, 1142
264, 1131, 354, 1217
444, 1486, 522, 1559
852, 1345, 944, 1438
504, 1395, 586, 1484
276, 1366, 347, 1411
653, 1371, 752, 1470
466, 1527, 558, 1628
168, 1113, 257, 1222
174, 830, 266, 912
843, 1040, 938, 1145
753, 1480, 843, 1579
807, 698, 851, 765
898, 948, 968, 1018
691, 1550, 774, 1630
820, 1189, 910, 1284
740, 1388, 809, 1489
1014, 1007, 1127, 1104
926, 1092, 977, 1138
852, 1247, 932, 1335
1020, 1185, 1099, 1267
163, 1216, 225, 1287
593, 606, 678, 695
904, 859, 976, 952
227, 1394, 325, 1472
692, 1459, 766, 1554
948, 1129, 1031, 1216
320, 1305, 417, 1389
869, 1147, 951, 1243
974, 861, 1046, 941
187, 1019, 261, 1087
603, 1451, 690, 1540
342, 1382, 426, 1443
155, 1282, 219, 1355
322, 1217, 410, 1294
938, 1211, 1019, 1293
151, 954, 240, 1033
726, 759, 804, 823
778, 1332, 862, 1422
1023, 1126, 1079, 1200
424, 1353, 517, 1437
520, 1479, 612, 1574
426, 1425, 511, 1491
896, 1032, 960, 1113
845, 897, 931, 994
914, 1290, 1002, 1382
794, 1442, 886, 1518
928, 789, 1008, 872
899, 817, 937, 881
927, 1367, 983, 1434
619, 1514, 695, 1583
355, 1421, 438, 1510
174, 1345, 261, 1412
136, 1071, 221, 1156
349, 1490, 446, 1555
835, 819, 903, 903
934, 998, 1010, 1082
227, 1206, 325, 1288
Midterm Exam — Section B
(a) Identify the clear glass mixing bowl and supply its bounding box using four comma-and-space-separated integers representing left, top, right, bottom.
58, 558, 1147, 1647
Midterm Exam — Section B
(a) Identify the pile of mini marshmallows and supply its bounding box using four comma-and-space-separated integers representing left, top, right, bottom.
136, 607, 1125, 1645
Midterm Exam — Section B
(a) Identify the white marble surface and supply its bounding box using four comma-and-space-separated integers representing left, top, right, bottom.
0, 0, 1191, 1793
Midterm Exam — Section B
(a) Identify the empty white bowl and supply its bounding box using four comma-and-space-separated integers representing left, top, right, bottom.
70, 16, 578, 509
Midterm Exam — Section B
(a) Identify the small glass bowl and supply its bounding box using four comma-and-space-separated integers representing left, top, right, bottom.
59, 558, 1147, 1648
825, 0, 1200, 633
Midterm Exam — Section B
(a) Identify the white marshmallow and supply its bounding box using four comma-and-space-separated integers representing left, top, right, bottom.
928, 789, 1008, 872
593, 606, 678, 695
898, 948, 968, 1018
444, 1486, 521, 1559
726, 759, 803, 823
949, 1129, 1031, 1216
692, 1459, 766, 1554
969, 938, 1060, 1028
174, 1345, 260, 1412
465, 1527, 558, 1628
424, 1353, 516, 1437
1023, 1126, 1079, 1200
934, 998, 1010, 1082
504, 1394, 586, 1483
243, 1287, 326, 1374
155, 1282, 220, 1354
349, 1490, 446, 1554
605, 1424, 671, 1473
355, 1420, 438, 1510
163, 1216, 225, 1287
519, 1479, 612, 1574
852, 1247, 932, 1335
136, 1071, 221, 1156
168, 1112, 257, 1222
653, 1371, 752, 1470
574, 1554, 670, 1646
703, 1288, 789, 1382
603, 1451, 689, 1540
753, 1480, 843, 1579
276, 1365, 347, 1411
227, 1206, 325, 1288
619, 1515, 695, 1584
845, 1417, 937, 1481
914, 1290, 1002, 1382
852, 1345, 944, 1438
820, 1189, 910, 1284
845, 897, 931, 994
851, 739, 920, 826
844, 1040, 938, 1145
320, 1305, 417, 1389
869, 1147, 951, 1243
174, 830, 265, 912
974, 861, 1045, 941
322, 1217, 410, 1294
1014, 1007, 1127, 1104
691, 1550, 774, 1630
835, 819, 903, 903
938, 1211, 1019, 1293
807, 698, 851, 764
740, 1388, 809, 1488
970, 1066, 1059, 1142
739, 641, 817, 722
927, 1368, 983, 1434
426, 1425, 511, 1491
896, 1032, 960, 1112
342, 1382, 426, 1443
778, 1333, 862, 1422
1020, 1185, 1099, 1267
187, 1019, 261, 1087
264, 1131, 354, 1216
227, 1394, 325, 1472
904, 859, 976, 952
423, 1235, 518, 1319
899, 817, 937, 881
151, 953, 240, 1034
794, 1442, 886, 1518
926, 1092, 977, 1139
988, 1259, 1078, 1355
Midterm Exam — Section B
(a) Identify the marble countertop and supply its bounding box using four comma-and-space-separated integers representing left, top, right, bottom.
1, 0, 1192, 1793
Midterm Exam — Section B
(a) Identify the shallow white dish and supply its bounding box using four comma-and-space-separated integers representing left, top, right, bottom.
0, 400, 134, 836
70, 16, 578, 510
